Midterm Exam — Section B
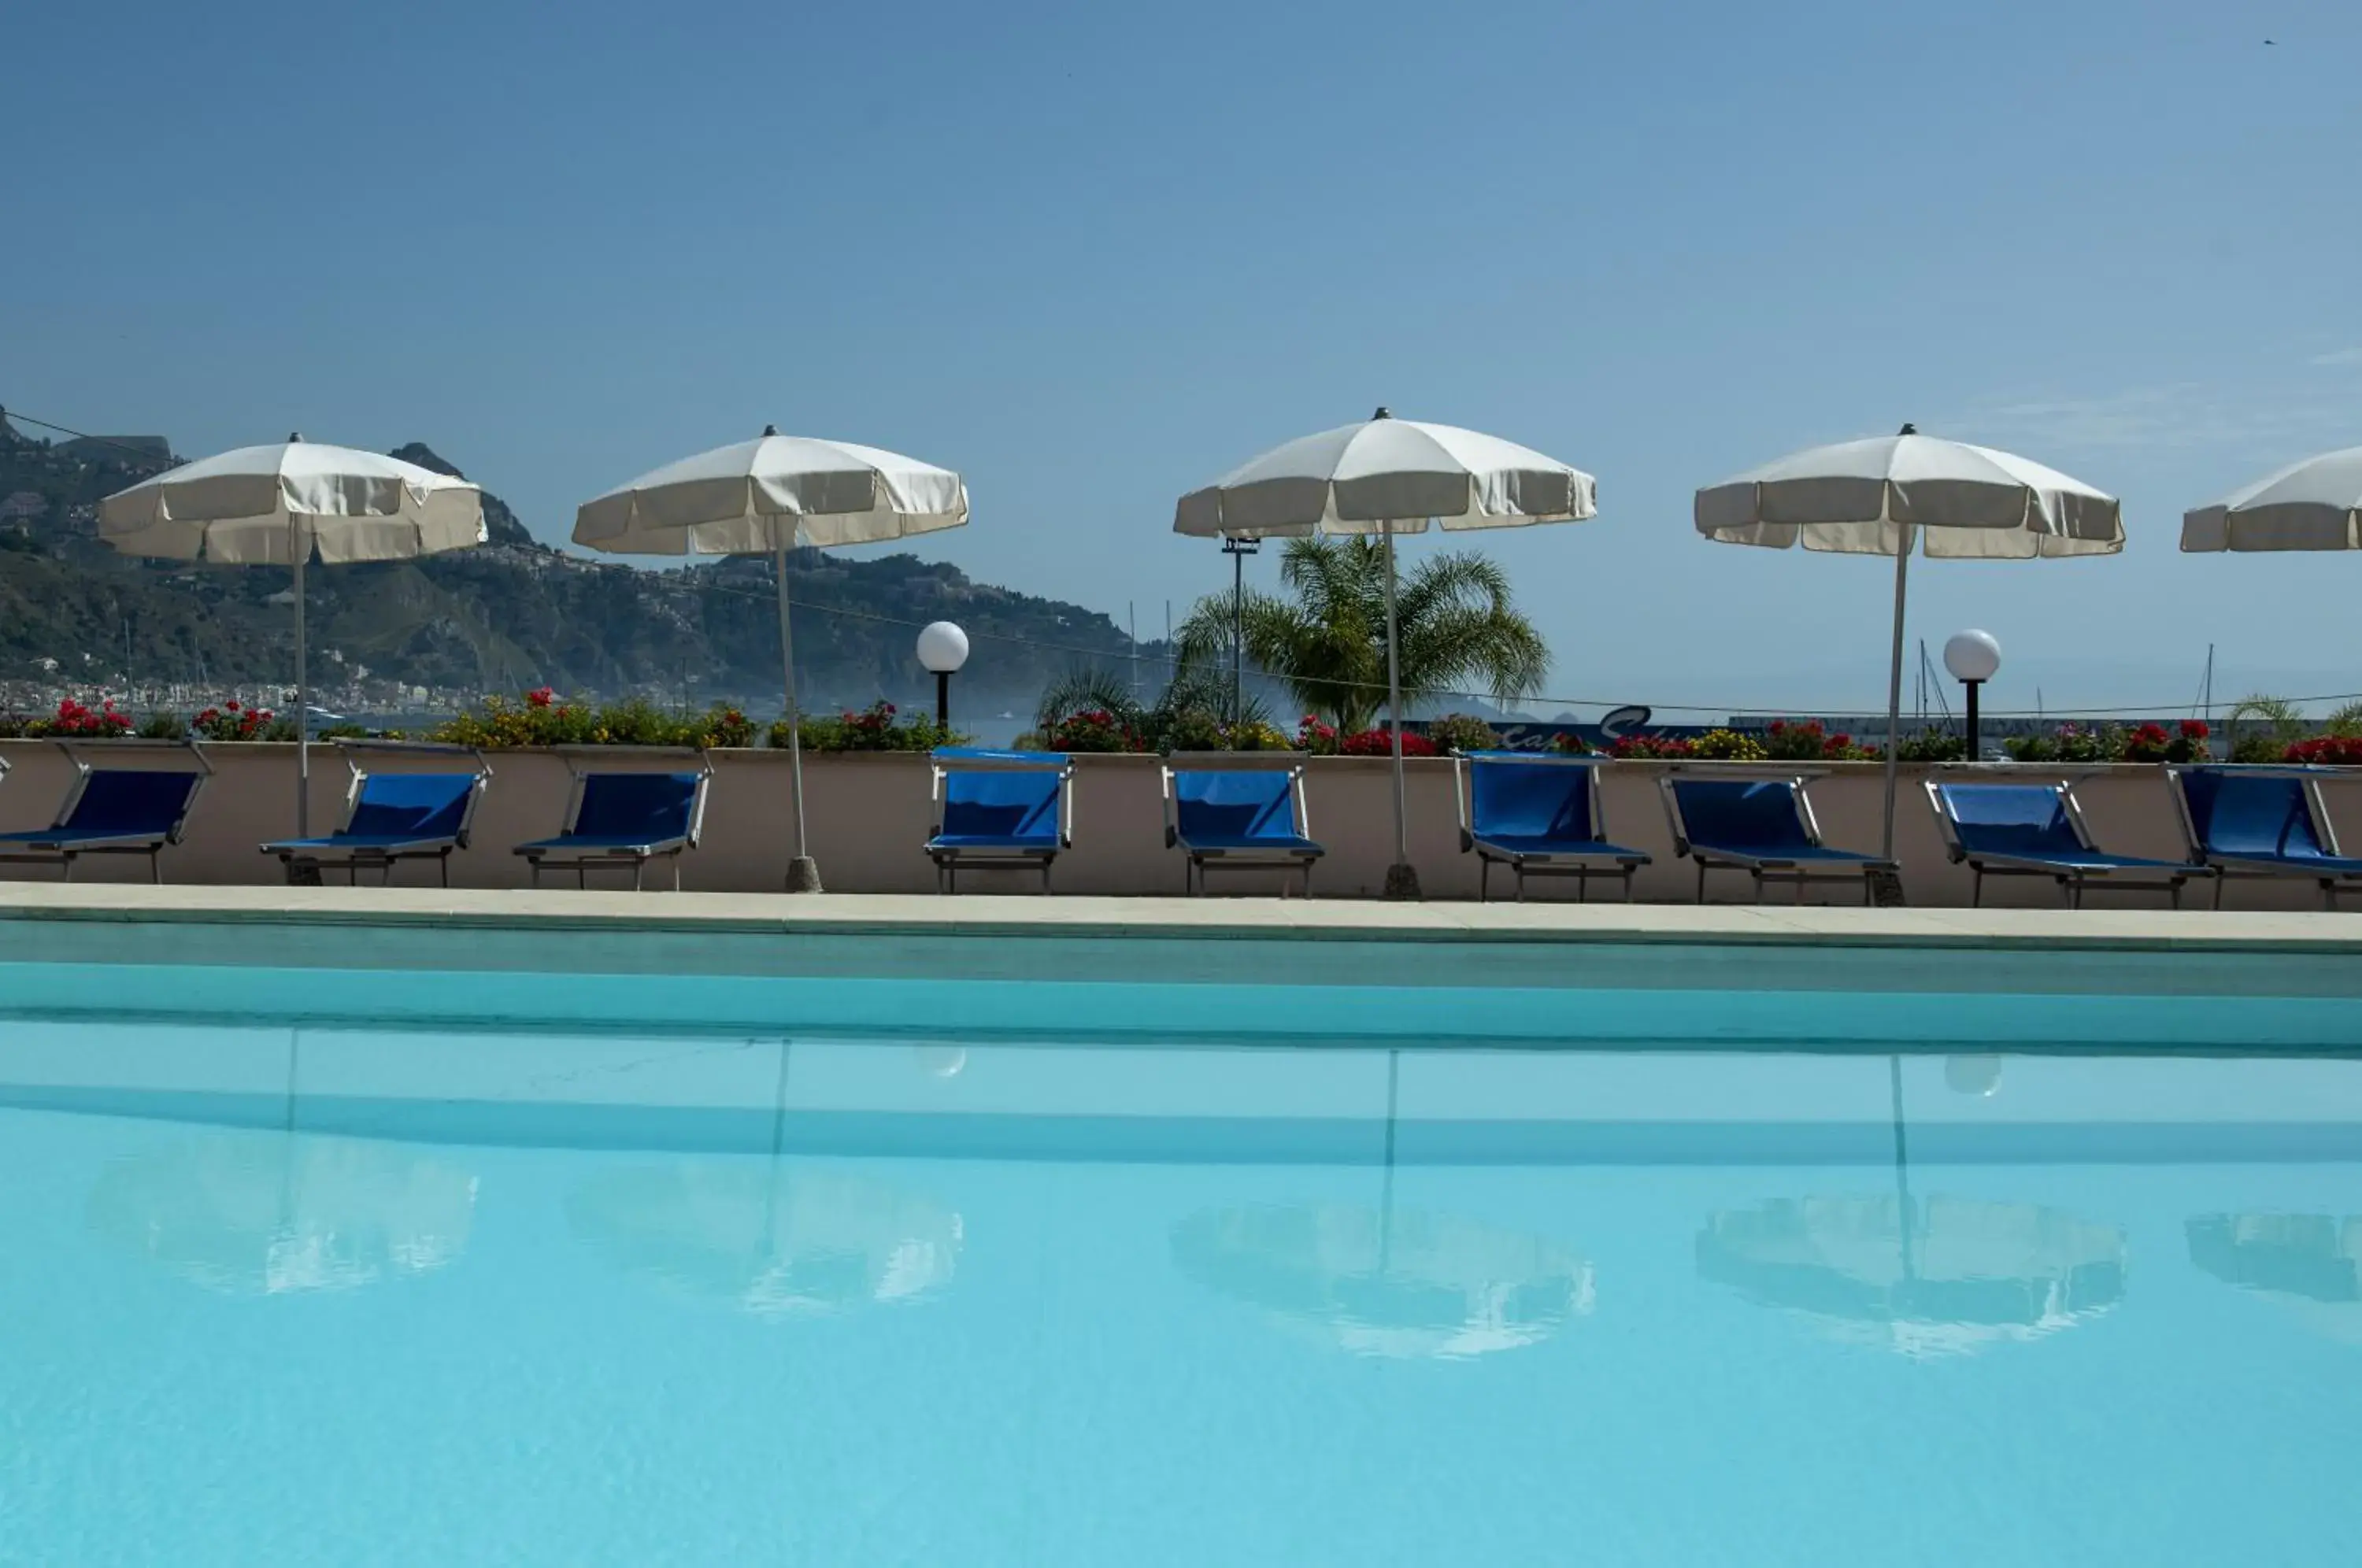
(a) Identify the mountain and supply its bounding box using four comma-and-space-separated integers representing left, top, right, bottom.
0, 420, 1157, 713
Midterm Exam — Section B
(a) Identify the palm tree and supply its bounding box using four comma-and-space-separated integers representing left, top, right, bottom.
1175, 537, 1548, 732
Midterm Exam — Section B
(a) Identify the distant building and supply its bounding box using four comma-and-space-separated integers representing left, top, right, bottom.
0, 490, 46, 520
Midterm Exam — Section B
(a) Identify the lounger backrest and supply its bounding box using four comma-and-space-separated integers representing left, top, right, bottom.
1172, 770, 1299, 843
1468, 756, 1593, 843
346, 771, 480, 840
1669, 778, 1815, 852
1933, 783, 2087, 858
2178, 769, 2327, 860
61, 770, 205, 838
939, 769, 1064, 845
572, 772, 703, 842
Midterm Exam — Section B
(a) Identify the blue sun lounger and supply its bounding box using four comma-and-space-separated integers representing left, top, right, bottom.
515, 751, 712, 889
0, 741, 212, 882
2168, 765, 2362, 909
1659, 773, 1895, 904
1455, 751, 1649, 901
262, 742, 490, 886
1162, 764, 1324, 897
1926, 778, 2200, 908
926, 749, 1073, 893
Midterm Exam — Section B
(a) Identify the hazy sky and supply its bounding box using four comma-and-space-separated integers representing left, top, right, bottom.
8, 0, 2357, 717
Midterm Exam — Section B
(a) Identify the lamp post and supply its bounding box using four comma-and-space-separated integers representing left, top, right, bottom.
1219, 534, 1260, 724
1942, 630, 2001, 762
916, 621, 969, 733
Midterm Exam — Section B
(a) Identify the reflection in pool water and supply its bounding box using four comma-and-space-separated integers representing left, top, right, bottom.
1170, 1204, 1594, 1359
568, 1159, 963, 1316
87, 1129, 479, 1296
1697, 1195, 2127, 1358
2187, 1212, 2362, 1345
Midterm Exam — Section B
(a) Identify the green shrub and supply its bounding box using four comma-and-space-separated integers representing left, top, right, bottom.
1424, 713, 1501, 755
1041, 707, 1144, 753
1690, 728, 1768, 760
1894, 730, 1966, 762
136, 711, 190, 740
777, 700, 961, 753
431, 689, 753, 749
1227, 719, 1293, 752
1159, 705, 1230, 753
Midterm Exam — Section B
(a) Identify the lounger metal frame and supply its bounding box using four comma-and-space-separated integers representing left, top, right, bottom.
1657, 767, 1894, 904
2165, 764, 2361, 911
1924, 775, 2197, 909
268, 740, 492, 886
1453, 752, 1646, 903
0, 739, 213, 883
927, 750, 1075, 894
1161, 762, 1320, 897
517, 747, 713, 890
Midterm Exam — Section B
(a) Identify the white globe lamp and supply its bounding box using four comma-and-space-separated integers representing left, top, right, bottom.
1942, 630, 2001, 760
916, 621, 969, 730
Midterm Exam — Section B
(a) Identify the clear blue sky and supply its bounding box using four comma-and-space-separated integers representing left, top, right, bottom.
7, 0, 2357, 716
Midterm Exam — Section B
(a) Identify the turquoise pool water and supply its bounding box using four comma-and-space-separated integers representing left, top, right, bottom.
5, 959, 2362, 1564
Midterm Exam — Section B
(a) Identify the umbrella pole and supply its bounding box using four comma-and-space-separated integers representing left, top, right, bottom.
1880, 527, 1912, 860
775, 542, 821, 893
1380, 527, 1419, 900
293, 534, 309, 838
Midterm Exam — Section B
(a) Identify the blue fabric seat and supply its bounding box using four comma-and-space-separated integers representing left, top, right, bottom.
1456, 753, 1649, 901
1164, 768, 1324, 896
263, 766, 487, 886
2172, 767, 2362, 909
516, 770, 708, 889
1660, 775, 1894, 904
926, 753, 1072, 893
1927, 781, 2196, 908
0, 761, 209, 882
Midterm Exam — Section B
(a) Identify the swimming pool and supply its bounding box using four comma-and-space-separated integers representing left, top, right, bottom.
6, 944, 2362, 1566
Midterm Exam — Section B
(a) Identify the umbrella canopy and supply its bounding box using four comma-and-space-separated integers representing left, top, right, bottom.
1175, 409, 1599, 897
98, 438, 486, 838
2182, 446, 2362, 553
1697, 427, 2123, 857
1697, 1194, 2126, 1359
568, 1161, 963, 1316
98, 439, 485, 563
1170, 1203, 1595, 1359
87, 1130, 479, 1296
574, 429, 970, 891
1175, 416, 1596, 539
576, 431, 968, 554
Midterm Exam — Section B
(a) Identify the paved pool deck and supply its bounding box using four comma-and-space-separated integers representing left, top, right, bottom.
0, 882, 2357, 952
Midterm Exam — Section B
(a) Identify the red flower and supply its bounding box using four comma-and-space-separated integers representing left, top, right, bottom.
2180, 719, 2209, 738
526, 686, 555, 708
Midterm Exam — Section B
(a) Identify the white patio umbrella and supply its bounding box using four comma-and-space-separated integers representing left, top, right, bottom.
2182, 446, 2362, 552
1696, 426, 2123, 857
575, 428, 969, 892
98, 436, 485, 834
1175, 409, 1599, 898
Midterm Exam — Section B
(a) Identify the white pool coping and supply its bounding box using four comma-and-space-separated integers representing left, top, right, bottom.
0, 882, 2357, 951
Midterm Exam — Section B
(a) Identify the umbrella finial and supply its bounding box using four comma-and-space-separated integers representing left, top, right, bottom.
287, 431, 304, 443
1372, 406, 1393, 420
761, 423, 778, 437
1897, 422, 1918, 437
